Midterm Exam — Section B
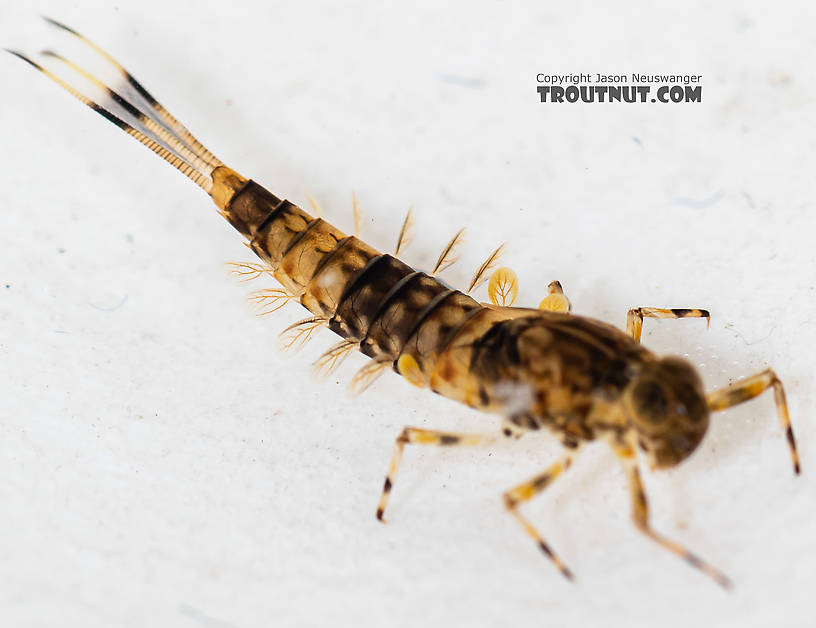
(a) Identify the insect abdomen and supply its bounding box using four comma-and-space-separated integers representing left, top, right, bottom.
360, 272, 451, 359
329, 254, 416, 341
212, 167, 488, 383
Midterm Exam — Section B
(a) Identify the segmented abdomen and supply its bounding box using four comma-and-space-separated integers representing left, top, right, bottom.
219, 173, 491, 397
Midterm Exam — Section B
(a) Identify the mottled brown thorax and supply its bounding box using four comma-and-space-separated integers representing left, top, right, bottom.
467, 311, 656, 443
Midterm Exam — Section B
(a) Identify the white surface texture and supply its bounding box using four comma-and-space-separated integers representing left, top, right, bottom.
1, 1, 814, 626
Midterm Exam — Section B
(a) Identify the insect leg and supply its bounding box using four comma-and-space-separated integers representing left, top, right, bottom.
625, 307, 710, 342
502, 451, 580, 580
376, 427, 496, 522
706, 369, 800, 474
615, 442, 732, 588
538, 280, 571, 313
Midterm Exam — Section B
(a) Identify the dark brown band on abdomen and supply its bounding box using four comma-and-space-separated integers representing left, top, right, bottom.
361, 274, 450, 360
224, 180, 282, 237
329, 254, 415, 341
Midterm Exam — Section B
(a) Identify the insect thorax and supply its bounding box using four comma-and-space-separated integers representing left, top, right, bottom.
468, 313, 654, 444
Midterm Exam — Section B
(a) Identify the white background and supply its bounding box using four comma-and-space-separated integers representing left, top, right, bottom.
1, 1, 814, 626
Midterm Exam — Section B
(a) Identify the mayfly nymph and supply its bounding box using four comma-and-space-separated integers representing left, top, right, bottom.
9, 18, 800, 590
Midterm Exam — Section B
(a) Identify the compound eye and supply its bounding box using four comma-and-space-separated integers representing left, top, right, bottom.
633, 380, 669, 424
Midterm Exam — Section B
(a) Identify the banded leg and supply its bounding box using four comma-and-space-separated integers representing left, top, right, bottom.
502, 452, 579, 581
626, 307, 710, 342
615, 443, 732, 588
376, 427, 494, 522
538, 280, 571, 313
707, 369, 800, 474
